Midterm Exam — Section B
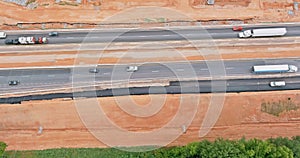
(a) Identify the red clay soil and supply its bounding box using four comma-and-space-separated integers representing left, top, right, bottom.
0, 0, 299, 30
0, 91, 299, 150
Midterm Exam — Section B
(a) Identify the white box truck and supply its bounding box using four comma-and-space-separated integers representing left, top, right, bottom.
239, 28, 287, 38
253, 64, 297, 73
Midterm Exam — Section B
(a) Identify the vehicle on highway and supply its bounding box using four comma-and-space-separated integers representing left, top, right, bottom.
89, 68, 99, 73
232, 26, 243, 31
5, 36, 48, 45
49, 32, 59, 36
36, 37, 48, 44
238, 28, 287, 38
126, 66, 138, 72
269, 81, 286, 87
0, 32, 6, 39
18, 36, 36, 44
5, 39, 19, 45
8, 80, 19, 86
252, 64, 298, 73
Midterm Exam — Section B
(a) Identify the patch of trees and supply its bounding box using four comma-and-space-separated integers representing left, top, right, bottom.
2, 136, 300, 158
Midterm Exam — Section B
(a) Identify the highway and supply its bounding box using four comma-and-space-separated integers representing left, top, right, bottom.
1, 25, 300, 45
1, 76, 300, 104
0, 58, 300, 95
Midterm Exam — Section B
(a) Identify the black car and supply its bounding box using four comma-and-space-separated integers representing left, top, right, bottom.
49, 32, 59, 36
8, 80, 19, 86
89, 68, 99, 73
5, 39, 18, 45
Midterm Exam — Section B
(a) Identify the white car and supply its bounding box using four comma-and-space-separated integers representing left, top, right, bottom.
269, 81, 286, 87
0, 32, 7, 39
126, 66, 138, 72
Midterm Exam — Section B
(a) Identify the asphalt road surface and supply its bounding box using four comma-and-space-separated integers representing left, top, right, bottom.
1, 58, 300, 95
1, 76, 300, 104
1, 24, 300, 45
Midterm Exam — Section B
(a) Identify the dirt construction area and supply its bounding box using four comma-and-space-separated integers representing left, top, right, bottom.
0, 0, 300, 29
1, 0, 300, 152
0, 90, 300, 150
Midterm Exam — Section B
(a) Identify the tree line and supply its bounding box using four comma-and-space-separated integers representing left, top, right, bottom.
2, 136, 300, 158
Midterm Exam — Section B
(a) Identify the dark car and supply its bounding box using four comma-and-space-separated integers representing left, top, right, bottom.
49, 32, 59, 36
5, 39, 18, 45
8, 80, 19, 86
89, 68, 99, 73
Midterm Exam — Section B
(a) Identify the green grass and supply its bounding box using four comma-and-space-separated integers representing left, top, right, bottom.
41, 3, 50, 6
58, 1, 79, 6
261, 98, 299, 116
26, 0, 36, 6
3, 146, 159, 158
5, 148, 126, 158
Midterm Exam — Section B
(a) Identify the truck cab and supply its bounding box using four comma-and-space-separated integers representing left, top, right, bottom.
238, 30, 252, 38
37, 37, 48, 44
288, 65, 298, 72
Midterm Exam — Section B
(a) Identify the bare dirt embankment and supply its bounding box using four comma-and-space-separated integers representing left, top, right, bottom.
0, 90, 300, 150
0, 0, 299, 30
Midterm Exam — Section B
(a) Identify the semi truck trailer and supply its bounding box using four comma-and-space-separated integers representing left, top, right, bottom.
5, 36, 47, 45
253, 64, 297, 73
239, 28, 287, 38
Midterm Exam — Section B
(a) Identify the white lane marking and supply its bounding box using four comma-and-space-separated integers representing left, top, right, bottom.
176, 69, 184, 71
152, 70, 159, 73
48, 74, 56, 77
286, 81, 300, 84
162, 35, 172, 36
226, 67, 234, 70
103, 72, 110, 75
22, 75, 30, 77
62, 36, 109, 40
200, 68, 208, 71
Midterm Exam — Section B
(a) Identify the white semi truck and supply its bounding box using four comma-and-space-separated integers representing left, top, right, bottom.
238, 28, 287, 38
253, 64, 298, 73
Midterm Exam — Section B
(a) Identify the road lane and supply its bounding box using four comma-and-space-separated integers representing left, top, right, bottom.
1, 25, 300, 45
0, 58, 300, 94
1, 76, 300, 104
